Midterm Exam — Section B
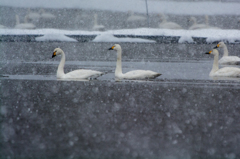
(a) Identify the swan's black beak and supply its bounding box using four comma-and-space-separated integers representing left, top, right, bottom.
108, 46, 114, 50
52, 52, 56, 58
205, 50, 212, 54
213, 44, 219, 49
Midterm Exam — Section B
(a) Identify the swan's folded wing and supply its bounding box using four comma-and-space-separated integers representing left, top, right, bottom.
219, 56, 240, 65
215, 67, 240, 77
123, 70, 161, 79
65, 69, 103, 79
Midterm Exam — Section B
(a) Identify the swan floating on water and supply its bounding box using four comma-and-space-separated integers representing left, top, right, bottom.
158, 14, 182, 30
214, 42, 240, 65
108, 44, 161, 80
92, 14, 105, 31
14, 15, 36, 29
188, 16, 208, 30
52, 48, 104, 79
205, 49, 240, 77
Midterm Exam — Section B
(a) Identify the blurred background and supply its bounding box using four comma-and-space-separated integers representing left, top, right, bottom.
0, 0, 240, 31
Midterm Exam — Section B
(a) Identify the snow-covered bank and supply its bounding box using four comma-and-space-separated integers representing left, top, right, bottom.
35, 34, 78, 42
92, 33, 156, 43
0, 28, 240, 43
0, 0, 240, 15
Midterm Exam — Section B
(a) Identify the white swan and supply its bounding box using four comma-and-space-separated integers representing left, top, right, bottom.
214, 42, 240, 65
188, 17, 208, 30
52, 48, 104, 79
14, 15, 36, 29
158, 14, 182, 29
92, 14, 105, 31
205, 49, 240, 77
126, 11, 146, 22
40, 9, 56, 20
108, 44, 161, 80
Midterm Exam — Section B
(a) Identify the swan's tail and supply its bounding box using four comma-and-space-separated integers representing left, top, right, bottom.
153, 73, 162, 78
89, 71, 105, 79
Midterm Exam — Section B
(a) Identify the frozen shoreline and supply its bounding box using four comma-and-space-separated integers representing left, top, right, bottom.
1, 28, 240, 43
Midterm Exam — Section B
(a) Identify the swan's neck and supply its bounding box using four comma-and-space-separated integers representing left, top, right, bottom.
115, 49, 123, 76
57, 52, 66, 78
211, 53, 219, 73
222, 45, 229, 57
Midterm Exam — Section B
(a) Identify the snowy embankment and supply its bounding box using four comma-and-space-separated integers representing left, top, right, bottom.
0, 28, 240, 43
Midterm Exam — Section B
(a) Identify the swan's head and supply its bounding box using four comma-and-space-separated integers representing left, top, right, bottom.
52, 48, 63, 58
108, 44, 121, 51
205, 49, 219, 56
214, 42, 225, 48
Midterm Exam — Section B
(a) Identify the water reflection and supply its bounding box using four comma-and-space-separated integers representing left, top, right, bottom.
1, 78, 240, 158
210, 76, 240, 81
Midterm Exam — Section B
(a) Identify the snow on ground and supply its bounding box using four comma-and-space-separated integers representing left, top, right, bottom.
178, 36, 194, 43
1, 28, 240, 43
35, 34, 78, 42
92, 33, 155, 43
0, 0, 240, 15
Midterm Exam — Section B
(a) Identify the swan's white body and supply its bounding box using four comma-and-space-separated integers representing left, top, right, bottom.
52, 48, 104, 79
188, 17, 208, 30
109, 44, 161, 80
14, 15, 36, 29
214, 42, 240, 65
93, 14, 105, 31
127, 11, 146, 22
206, 49, 240, 77
158, 14, 182, 29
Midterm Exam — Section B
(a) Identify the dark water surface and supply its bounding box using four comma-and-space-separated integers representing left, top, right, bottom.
1, 42, 240, 159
